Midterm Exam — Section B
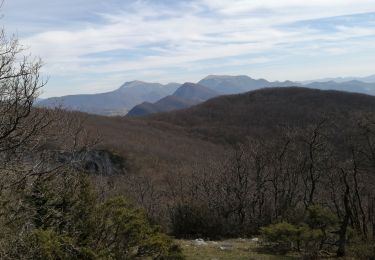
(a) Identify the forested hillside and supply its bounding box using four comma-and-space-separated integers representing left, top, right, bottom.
67, 86, 375, 258
150, 87, 375, 143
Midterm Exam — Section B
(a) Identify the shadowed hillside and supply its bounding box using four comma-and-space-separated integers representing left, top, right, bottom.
127, 82, 219, 117
149, 87, 375, 143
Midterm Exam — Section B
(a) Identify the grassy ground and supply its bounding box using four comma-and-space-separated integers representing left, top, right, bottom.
177, 238, 300, 260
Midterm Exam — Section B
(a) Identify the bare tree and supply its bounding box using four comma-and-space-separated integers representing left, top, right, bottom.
0, 29, 46, 154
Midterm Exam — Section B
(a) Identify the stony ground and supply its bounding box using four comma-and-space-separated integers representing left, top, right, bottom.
176, 238, 299, 260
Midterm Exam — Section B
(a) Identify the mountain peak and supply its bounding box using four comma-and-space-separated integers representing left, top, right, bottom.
119, 80, 150, 89
198, 74, 277, 94
203, 75, 252, 80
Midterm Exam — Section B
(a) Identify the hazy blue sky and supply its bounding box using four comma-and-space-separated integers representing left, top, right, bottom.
2, 0, 375, 97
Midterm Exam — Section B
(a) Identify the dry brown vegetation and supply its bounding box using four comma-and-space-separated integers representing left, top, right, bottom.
74, 87, 375, 258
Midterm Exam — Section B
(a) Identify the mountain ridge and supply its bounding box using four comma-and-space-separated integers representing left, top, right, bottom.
198, 75, 298, 94
148, 86, 375, 143
37, 81, 181, 116
301, 74, 375, 84
37, 74, 375, 117
127, 82, 219, 117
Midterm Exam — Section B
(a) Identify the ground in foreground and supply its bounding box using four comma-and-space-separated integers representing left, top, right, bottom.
177, 238, 299, 260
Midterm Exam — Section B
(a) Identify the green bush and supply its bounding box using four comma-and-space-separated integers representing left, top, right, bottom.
92, 197, 183, 259
260, 222, 299, 254
260, 206, 339, 257
261, 222, 325, 255
305, 205, 338, 231
26, 229, 96, 260
1, 171, 184, 260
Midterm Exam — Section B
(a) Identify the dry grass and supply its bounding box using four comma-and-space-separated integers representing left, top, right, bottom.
177, 239, 299, 260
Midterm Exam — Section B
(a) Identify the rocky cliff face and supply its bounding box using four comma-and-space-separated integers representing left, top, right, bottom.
50, 149, 127, 175
79, 150, 126, 175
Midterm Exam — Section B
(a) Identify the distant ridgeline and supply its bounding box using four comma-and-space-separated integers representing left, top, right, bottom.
37, 74, 375, 116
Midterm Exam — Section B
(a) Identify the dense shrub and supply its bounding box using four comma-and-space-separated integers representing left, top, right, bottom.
260, 222, 299, 254
260, 206, 339, 257
0, 171, 184, 260
25, 229, 96, 260
261, 223, 326, 256
305, 205, 338, 231
92, 197, 182, 259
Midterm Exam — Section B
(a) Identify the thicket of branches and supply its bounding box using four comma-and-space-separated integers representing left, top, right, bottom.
120, 114, 375, 258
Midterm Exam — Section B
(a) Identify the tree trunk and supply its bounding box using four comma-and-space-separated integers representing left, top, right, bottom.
337, 169, 351, 257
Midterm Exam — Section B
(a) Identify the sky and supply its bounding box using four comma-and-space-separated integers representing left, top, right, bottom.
2, 0, 375, 97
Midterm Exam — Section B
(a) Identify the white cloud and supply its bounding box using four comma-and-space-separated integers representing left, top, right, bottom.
8, 0, 375, 96
201, 0, 375, 16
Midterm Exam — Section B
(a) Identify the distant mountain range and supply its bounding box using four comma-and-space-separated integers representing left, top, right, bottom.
304, 80, 375, 96
36, 81, 180, 116
198, 75, 296, 94
301, 74, 375, 84
37, 74, 375, 116
127, 83, 219, 117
